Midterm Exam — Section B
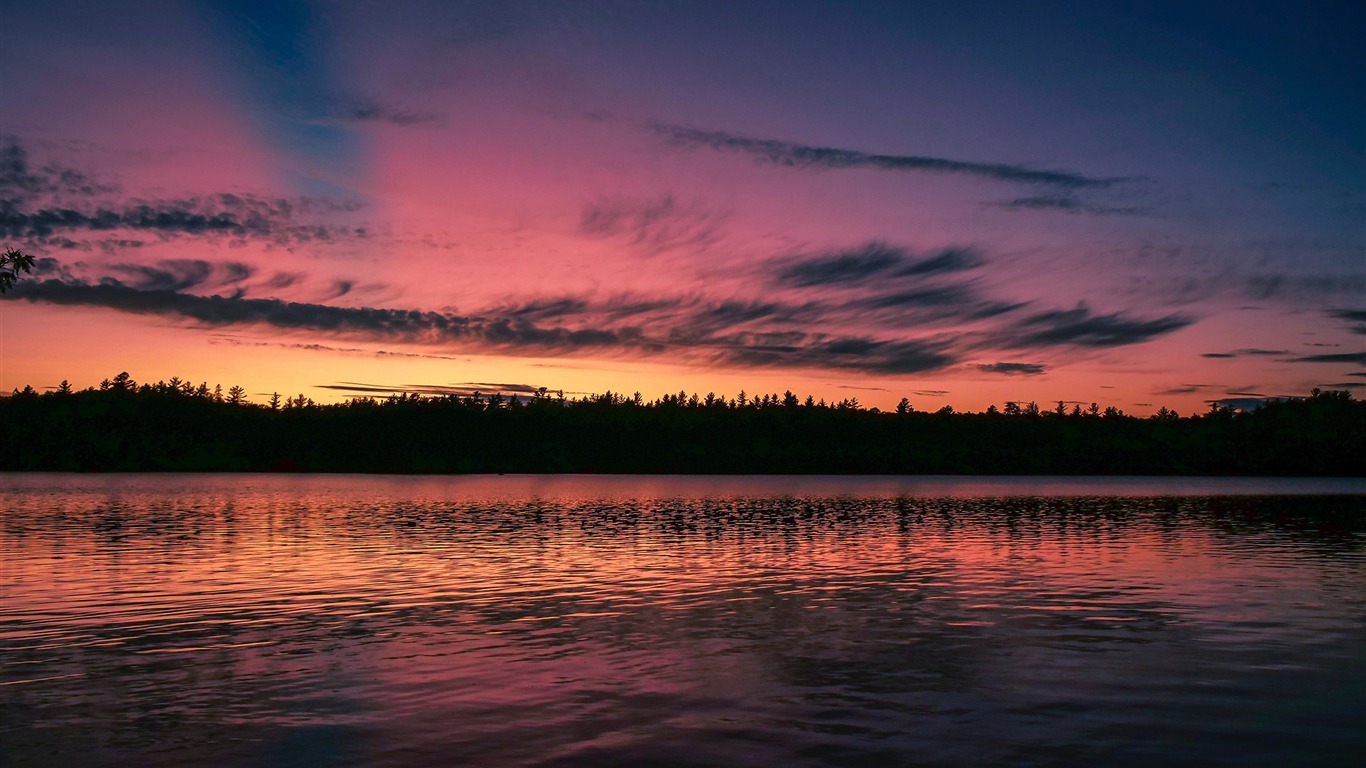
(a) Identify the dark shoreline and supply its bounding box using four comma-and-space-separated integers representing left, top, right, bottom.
5, 385, 1362, 476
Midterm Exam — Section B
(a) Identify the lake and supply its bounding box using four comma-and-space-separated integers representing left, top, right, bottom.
2, 474, 1363, 767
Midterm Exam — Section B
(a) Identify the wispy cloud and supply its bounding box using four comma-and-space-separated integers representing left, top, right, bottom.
993, 195, 1146, 216
0, 137, 117, 202
772, 243, 981, 288
1, 195, 367, 249
318, 381, 551, 397
345, 101, 443, 126
1006, 305, 1193, 348
1286, 351, 1366, 365
647, 123, 1121, 189
1245, 273, 1366, 300
5, 273, 937, 373
976, 362, 1046, 376
1200, 348, 1288, 358
579, 194, 728, 255
1332, 308, 1366, 334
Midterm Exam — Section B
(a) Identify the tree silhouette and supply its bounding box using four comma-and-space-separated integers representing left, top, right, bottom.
0, 372, 1361, 475
1, 248, 37, 294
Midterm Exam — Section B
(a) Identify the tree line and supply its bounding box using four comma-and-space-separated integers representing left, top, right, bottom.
2, 372, 1361, 475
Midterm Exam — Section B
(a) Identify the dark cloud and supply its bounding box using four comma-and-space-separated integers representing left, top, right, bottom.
994, 196, 1146, 216
6, 277, 962, 374
722, 334, 956, 374
775, 243, 902, 287
1246, 274, 1366, 300
346, 102, 443, 126
647, 123, 1120, 189
208, 336, 466, 361
1201, 348, 1288, 358
977, 362, 1046, 376
1, 195, 368, 248
0, 136, 118, 201
1286, 351, 1366, 364
7, 277, 634, 352
318, 381, 548, 397
773, 243, 982, 288
1332, 308, 1366, 334
1007, 306, 1193, 348
579, 194, 727, 255
262, 272, 305, 289
0, 136, 367, 250
1208, 397, 1290, 411
106, 259, 254, 292
903, 248, 983, 277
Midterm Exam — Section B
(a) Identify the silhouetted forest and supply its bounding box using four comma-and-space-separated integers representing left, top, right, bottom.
2, 373, 1362, 475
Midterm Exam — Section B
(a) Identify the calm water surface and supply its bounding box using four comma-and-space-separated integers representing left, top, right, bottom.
2, 474, 1364, 767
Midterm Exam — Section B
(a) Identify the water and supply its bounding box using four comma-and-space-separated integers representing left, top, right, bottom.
2, 474, 1364, 767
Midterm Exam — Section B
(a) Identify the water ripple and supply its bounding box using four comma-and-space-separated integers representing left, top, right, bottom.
1, 474, 1363, 767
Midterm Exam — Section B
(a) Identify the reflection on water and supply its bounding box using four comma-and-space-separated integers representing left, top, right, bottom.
2, 474, 1363, 767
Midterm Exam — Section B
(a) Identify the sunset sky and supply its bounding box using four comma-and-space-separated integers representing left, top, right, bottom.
2, 0, 1363, 413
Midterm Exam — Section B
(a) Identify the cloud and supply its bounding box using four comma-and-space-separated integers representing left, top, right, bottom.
976, 362, 1046, 376
7, 277, 635, 350
1006, 305, 1193, 348
1200, 348, 1288, 358
721, 334, 957, 374
345, 102, 443, 126
207, 336, 467, 362
317, 381, 550, 397
6, 276, 962, 374
579, 194, 728, 255
1, 195, 367, 248
0, 136, 118, 202
104, 259, 253, 292
1155, 384, 1220, 395
1286, 352, 1366, 364
772, 243, 981, 288
1, 136, 368, 251
1246, 274, 1366, 300
1208, 396, 1290, 411
1332, 308, 1366, 334
993, 196, 1146, 216
647, 123, 1120, 189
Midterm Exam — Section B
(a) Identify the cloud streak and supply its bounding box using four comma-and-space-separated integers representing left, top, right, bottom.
994, 195, 1146, 216
977, 362, 1046, 376
648, 123, 1121, 189
345, 101, 443, 126
1, 195, 367, 248
7, 277, 960, 374
1006, 306, 1193, 348
1286, 351, 1366, 365
772, 243, 981, 288
579, 194, 728, 255
317, 381, 551, 398
0, 137, 117, 202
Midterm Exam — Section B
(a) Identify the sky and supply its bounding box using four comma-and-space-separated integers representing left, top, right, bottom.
2, 0, 1363, 413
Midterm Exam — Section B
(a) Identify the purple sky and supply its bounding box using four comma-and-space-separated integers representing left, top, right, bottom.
2, 1, 1363, 412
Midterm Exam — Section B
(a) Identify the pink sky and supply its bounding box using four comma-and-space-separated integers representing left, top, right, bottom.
2, 2, 1362, 413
